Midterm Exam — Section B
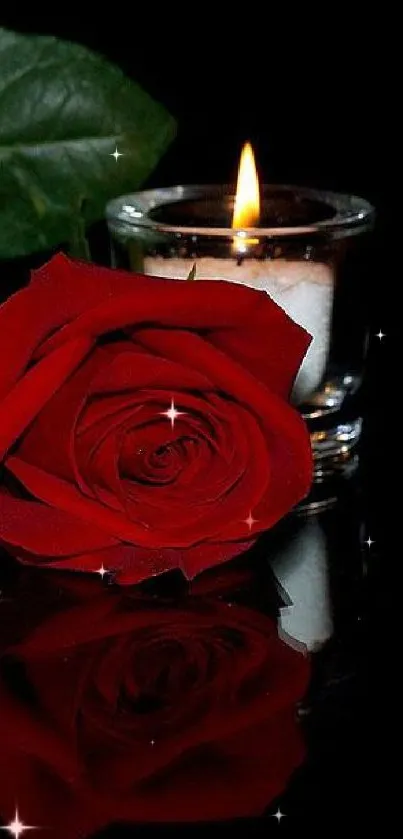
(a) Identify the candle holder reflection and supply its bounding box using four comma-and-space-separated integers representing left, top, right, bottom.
270, 517, 333, 652
106, 183, 374, 497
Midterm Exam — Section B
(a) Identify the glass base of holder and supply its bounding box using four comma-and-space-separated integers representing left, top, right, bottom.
298, 371, 363, 489
296, 417, 362, 512
311, 417, 362, 475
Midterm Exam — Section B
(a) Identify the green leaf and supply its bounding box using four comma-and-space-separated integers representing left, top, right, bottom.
0, 28, 176, 259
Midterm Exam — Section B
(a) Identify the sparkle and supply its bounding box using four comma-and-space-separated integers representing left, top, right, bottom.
160, 398, 185, 429
364, 536, 374, 548
97, 564, 108, 578
150, 739, 155, 746
375, 330, 386, 340
110, 146, 123, 162
272, 808, 285, 823
1, 808, 36, 838
243, 511, 258, 531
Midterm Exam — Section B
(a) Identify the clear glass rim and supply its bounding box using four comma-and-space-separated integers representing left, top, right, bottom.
106, 184, 375, 240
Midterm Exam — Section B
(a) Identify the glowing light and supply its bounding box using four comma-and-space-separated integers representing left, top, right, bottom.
243, 511, 259, 531
110, 147, 123, 162
232, 142, 260, 229
0, 808, 36, 838
160, 399, 186, 429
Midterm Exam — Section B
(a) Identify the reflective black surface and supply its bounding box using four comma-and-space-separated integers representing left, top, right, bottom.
0, 469, 382, 836
0, 211, 388, 834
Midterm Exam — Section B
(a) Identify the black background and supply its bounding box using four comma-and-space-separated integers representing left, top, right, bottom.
0, 14, 394, 831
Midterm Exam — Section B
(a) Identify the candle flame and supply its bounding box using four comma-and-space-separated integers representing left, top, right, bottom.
232, 142, 260, 229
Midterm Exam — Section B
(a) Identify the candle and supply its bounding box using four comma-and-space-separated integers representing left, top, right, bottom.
143, 144, 333, 404
106, 162, 374, 475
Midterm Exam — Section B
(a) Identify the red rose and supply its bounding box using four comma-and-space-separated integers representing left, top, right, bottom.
0, 576, 310, 835
0, 253, 312, 584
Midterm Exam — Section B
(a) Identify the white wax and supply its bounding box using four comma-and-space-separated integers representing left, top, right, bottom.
144, 257, 334, 404
270, 519, 333, 651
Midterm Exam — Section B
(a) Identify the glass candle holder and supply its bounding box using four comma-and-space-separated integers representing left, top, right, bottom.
106, 184, 374, 489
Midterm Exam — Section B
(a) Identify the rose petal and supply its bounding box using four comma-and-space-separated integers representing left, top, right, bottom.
0, 337, 92, 461
118, 403, 270, 539
0, 490, 116, 555
0, 253, 141, 399
15, 347, 109, 482
87, 349, 215, 396
6, 456, 152, 545
0, 687, 79, 777
31, 267, 310, 401
132, 328, 313, 528
113, 541, 253, 584
7, 456, 246, 551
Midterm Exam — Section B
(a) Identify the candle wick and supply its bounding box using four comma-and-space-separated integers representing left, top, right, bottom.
186, 263, 197, 281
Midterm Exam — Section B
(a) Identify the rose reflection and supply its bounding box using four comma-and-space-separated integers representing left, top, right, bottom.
0, 561, 309, 837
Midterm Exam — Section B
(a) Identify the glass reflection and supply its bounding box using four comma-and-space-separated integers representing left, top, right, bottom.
270, 517, 333, 651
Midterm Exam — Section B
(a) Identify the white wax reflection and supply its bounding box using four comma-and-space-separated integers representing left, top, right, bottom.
270, 518, 333, 651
